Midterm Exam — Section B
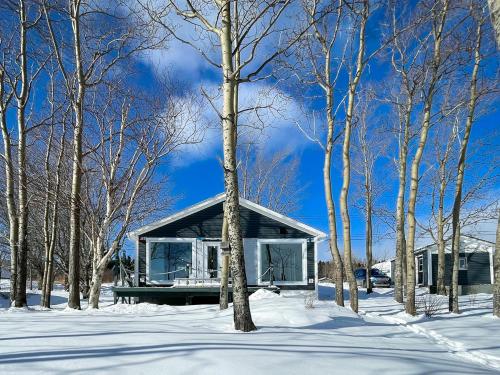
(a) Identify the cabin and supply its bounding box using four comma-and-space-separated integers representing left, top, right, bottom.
390, 235, 495, 295
115, 193, 326, 304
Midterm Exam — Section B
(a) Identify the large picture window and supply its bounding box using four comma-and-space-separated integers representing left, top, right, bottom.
260, 242, 303, 282
149, 242, 192, 282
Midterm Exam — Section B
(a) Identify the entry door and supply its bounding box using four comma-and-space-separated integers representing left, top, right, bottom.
204, 242, 220, 279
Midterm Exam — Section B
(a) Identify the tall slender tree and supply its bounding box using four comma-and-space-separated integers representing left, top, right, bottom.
449, 10, 485, 313
405, 0, 449, 316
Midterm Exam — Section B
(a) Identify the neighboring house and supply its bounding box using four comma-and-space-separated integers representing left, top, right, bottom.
125, 193, 326, 303
390, 235, 495, 295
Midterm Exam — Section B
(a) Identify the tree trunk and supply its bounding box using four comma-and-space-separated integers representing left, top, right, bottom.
339, 1, 368, 313
406, 1, 447, 316
493, 214, 499, 317
15, 0, 29, 308
394, 97, 411, 303
340, 85, 359, 312
219, 207, 229, 310
406, 103, 433, 316
68, 0, 85, 310
365, 194, 373, 294
41, 123, 64, 308
436, 161, 447, 295
220, 0, 255, 332
324, 85, 344, 306
0, 70, 19, 305
89, 262, 107, 309
449, 20, 482, 313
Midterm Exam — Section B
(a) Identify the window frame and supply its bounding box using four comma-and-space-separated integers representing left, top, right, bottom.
417, 256, 423, 272
257, 239, 307, 286
145, 238, 196, 284
459, 256, 468, 270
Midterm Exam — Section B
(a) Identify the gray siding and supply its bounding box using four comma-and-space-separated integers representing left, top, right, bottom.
141, 202, 312, 239
431, 252, 491, 286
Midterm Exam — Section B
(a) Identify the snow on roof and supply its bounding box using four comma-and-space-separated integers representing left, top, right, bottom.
416, 235, 494, 254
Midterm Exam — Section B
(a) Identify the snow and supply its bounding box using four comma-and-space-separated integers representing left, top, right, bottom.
355, 285, 500, 371
0, 281, 499, 374
372, 260, 391, 276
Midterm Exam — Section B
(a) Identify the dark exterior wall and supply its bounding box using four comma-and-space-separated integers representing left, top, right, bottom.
422, 251, 429, 286
140, 202, 312, 239
307, 242, 314, 285
136, 202, 316, 288
431, 252, 491, 286
138, 240, 146, 286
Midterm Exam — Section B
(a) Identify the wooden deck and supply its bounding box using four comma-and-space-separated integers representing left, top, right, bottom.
112, 285, 280, 305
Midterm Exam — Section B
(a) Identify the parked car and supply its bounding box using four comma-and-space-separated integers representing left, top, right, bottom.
354, 268, 391, 288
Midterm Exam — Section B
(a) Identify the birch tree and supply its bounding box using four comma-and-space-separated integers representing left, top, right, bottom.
405, 0, 449, 316
141, 0, 303, 331
0, 0, 46, 307
449, 8, 488, 313
291, 0, 347, 307
84, 83, 198, 309
338, 0, 369, 313
43, 0, 163, 309
352, 92, 387, 295
387, 2, 424, 304
40, 76, 68, 308
0, 41, 18, 304
290, 0, 374, 309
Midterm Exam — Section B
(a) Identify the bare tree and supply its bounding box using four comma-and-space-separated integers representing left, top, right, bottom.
291, 0, 346, 307
352, 92, 387, 294
449, 8, 487, 313
386, 1, 424, 304
0, 43, 18, 305
239, 143, 303, 215
0, 0, 46, 307
83, 83, 198, 309
44, 0, 163, 309
40, 75, 68, 308
405, 0, 449, 316
338, 0, 369, 313
421, 114, 458, 296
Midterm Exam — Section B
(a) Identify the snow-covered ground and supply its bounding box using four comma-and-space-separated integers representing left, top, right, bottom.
0, 282, 499, 374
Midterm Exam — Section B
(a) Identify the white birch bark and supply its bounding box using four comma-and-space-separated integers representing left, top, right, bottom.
67, 0, 85, 309
339, 0, 368, 313
0, 68, 18, 305
405, 1, 448, 315
449, 19, 482, 313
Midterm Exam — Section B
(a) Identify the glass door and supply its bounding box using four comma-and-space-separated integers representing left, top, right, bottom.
204, 243, 220, 279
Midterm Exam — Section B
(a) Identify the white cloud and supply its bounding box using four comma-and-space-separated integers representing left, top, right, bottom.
165, 80, 313, 166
